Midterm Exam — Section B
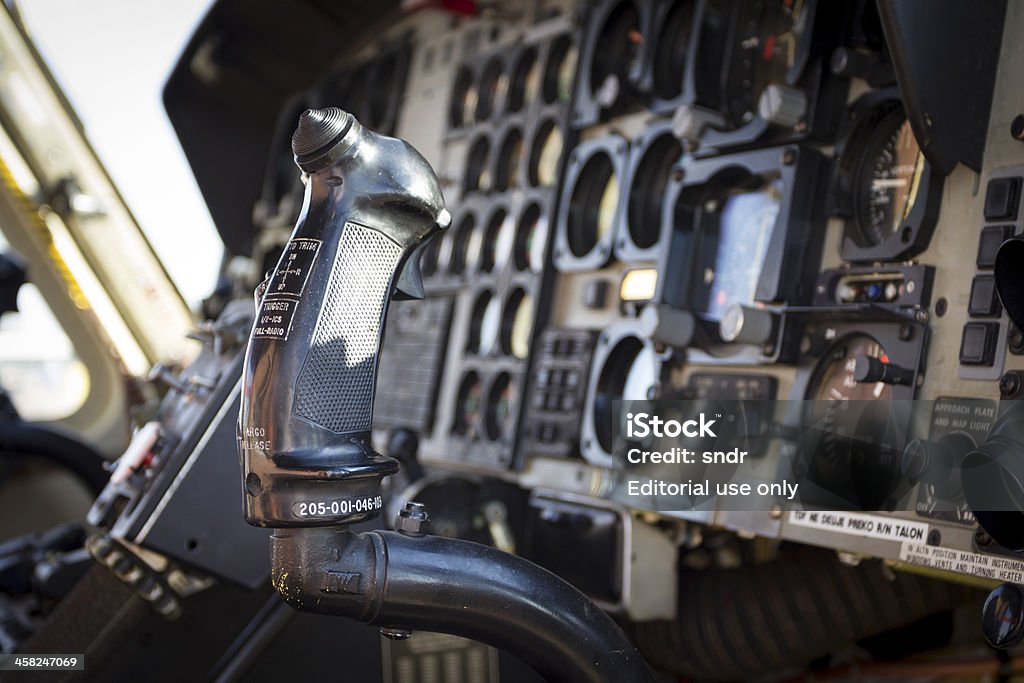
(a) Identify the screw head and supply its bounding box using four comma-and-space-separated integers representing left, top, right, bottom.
1012, 114, 1024, 141
1000, 372, 1021, 398
380, 626, 412, 640
1010, 326, 1024, 354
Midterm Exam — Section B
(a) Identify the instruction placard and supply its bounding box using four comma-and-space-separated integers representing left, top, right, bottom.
899, 543, 1024, 583
789, 510, 929, 543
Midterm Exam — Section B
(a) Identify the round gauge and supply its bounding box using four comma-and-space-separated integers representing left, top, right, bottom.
453, 372, 483, 436
480, 207, 514, 273
528, 119, 564, 187
807, 335, 893, 402
485, 373, 515, 440
804, 335, 900, 509
851, 107, 925, 248
651, 0, 696, 101
543, 35, 578, 104
627, 133, 683, 249
449, 213, 477, 275
464, 135, 492, 195
567, 151, 619, 258
467, 289, 501, 355
500, 288, 535, 359
495, 127, 524, 192
450, 66, 477, 129
725, 0, 806, 126
476, 56, 507, 122
513, 202, 548, 272
589, 1, 644, 100
508, 48, 540, 113
593, 336, 657, 452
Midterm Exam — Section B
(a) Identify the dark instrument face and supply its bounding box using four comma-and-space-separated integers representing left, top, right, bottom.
853, 109, 925, 247
725, 0, 806, 126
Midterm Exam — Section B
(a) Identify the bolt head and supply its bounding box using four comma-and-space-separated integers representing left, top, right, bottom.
1013, 114, 1024, 141
396, 501, 430, 535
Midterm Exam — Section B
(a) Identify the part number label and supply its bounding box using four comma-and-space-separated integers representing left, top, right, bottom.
293, 496, 383, 518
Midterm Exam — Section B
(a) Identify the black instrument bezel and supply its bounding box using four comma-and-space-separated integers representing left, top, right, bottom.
829, 88, 945, 263
655, 145, 827, 360
554, 133, 630, 272
616, 118, 685, 263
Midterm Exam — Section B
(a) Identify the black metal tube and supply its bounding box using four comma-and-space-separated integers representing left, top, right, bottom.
270, 528, 653, 683
0, 422, 107, 494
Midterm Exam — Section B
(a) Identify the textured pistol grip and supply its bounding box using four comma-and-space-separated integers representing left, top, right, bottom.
293, 221, 403, 434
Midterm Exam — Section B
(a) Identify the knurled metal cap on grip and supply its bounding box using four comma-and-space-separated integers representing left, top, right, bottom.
292, 107, 354, 172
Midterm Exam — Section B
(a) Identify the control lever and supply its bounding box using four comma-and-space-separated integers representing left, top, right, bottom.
237, 109, 652, 683
239, 107, 449, 527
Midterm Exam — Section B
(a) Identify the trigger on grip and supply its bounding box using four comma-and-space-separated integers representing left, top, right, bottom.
294, 221, 403, 434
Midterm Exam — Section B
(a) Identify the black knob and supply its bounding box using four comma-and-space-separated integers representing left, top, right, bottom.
830, 47, 876, 77
828, 47, 895, 86
995, 237, 1024, 332
902, 434, 972, 496
901, 439, 934, 483
853, 355, 913, 386
962, 401, 1024, 551
982, 583, 1024, 649
291, 107, 353, 170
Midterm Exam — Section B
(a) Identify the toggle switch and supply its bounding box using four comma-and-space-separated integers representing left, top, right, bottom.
852, 355, 914, 386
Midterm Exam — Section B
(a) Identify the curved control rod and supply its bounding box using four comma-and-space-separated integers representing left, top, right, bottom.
237, 108, 653, 683
272, 527, 651, 683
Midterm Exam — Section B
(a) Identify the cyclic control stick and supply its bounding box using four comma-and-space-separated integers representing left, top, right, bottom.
237, 108, 652, 683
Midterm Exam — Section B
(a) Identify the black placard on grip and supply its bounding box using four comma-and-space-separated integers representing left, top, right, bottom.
253, 238, 322, 340
267, 238, 322, 297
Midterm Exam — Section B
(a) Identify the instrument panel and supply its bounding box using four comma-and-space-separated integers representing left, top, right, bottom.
244, 0, 1024, 636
